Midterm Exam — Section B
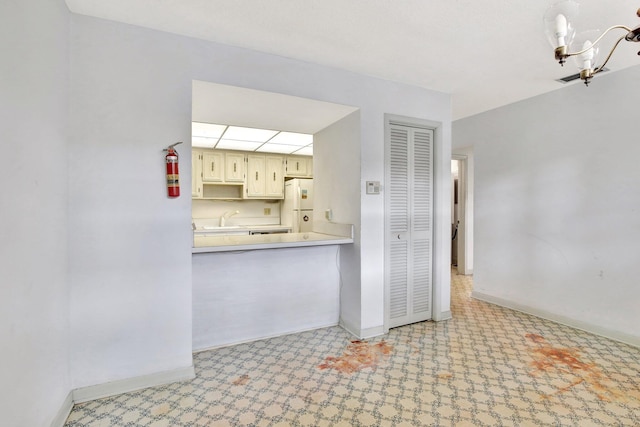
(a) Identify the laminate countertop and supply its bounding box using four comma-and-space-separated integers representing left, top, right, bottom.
192, 223, 354, 254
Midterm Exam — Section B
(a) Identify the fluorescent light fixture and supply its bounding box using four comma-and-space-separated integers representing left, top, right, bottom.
257, 143, 301, 154
215, 139, 264, 151
192, 136, 218, 148
192, 122, 227, 138
192, 122, 314, 154
268, 132, 313, 146
223, 126, 278, 142
293, 145, 313, 156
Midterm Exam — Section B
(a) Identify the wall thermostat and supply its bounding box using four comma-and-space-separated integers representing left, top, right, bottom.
366, 181, 381, 195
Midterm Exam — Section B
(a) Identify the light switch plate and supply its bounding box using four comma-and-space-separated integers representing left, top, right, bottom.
366, 181, 380, 195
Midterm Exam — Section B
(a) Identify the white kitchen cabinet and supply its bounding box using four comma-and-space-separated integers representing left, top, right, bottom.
192, 151, 203, 198
265, 155, 284, 197
246, 154, 284, 199
193, 149, 243, 199
225, 152, 245, 182
202, 151, 224, 182
285, 155, 312, 177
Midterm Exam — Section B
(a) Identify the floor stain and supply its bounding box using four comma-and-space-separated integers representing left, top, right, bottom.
437, 371, 453, 379
525, 333, 625, 401
318, 340, 393, 374
150, 403, 171, 416
232, 374, 250, 386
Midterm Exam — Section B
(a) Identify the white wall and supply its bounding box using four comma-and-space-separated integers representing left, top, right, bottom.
193, 246, 340, 350
0, 0, 72, 425
68, 16, 195, 388
314, 112, 363, 334
453, 65, 640, 346
66, 11, 452, 390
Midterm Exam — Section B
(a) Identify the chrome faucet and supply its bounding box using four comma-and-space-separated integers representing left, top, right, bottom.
220, 210, 240, 227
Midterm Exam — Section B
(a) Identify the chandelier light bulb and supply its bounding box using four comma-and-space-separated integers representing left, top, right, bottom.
572, 30, 601, 71
580, 40, 594, 70
543, 0, 578, 50
555, 14, 568, 46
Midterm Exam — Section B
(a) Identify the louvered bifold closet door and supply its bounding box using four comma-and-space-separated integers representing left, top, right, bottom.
389, 126, 410, 322
387, 123, 433, 329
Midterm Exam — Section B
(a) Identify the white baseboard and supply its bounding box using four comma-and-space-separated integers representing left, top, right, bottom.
359, 325, 385, 339
472, 291, 640, 348
72, 365, 195, 404
339, 318, 385, 340
433, 310, 452, 322
193, 322, 339, 353
50, 390, 73, 427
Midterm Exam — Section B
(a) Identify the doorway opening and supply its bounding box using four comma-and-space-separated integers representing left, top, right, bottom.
451, 152, 473, 276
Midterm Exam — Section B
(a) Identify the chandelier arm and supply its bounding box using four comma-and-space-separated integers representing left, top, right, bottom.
593, 34, 628, 74
565, 25, 633, 57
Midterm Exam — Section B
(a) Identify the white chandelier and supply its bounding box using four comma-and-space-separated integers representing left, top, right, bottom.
543, 1, 640, 85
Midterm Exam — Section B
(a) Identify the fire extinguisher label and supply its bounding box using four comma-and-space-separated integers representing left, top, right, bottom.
167, 174, 179, 185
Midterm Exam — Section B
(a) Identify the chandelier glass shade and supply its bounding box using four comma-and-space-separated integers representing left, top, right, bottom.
543, 1, 640, 85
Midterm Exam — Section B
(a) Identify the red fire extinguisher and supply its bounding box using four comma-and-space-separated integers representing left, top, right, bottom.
165, 142, 183, 198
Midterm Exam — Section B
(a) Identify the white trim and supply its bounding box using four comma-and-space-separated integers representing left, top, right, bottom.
339, 317, 360, 338
72, 365, 196, 404
383, 114, 448, 331
359, 325, 385, 339
193, 322, 340, 353
452, 147, 474, 275
433, 310, 452, 322
338, 318, 385, 340
472, 292, 640, 348
50, 391, 73, 427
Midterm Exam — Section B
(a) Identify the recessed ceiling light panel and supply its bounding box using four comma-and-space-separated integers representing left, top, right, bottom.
223, 126, 278, 142
268, 132, 312, 146
216, 139, 263, 151
192, 136, 218, 148
293, 145, 313, 156
257, 143, 301, 154
192, 122, 227, 138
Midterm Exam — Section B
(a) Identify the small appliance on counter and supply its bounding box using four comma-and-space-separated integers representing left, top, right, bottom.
282, 178, 313, 233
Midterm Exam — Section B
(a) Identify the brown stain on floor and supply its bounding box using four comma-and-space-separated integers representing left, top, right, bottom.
150, 403, 171, 416
525, 333, 625, 402
318, 340, 393, 374
232, 374, 250, 386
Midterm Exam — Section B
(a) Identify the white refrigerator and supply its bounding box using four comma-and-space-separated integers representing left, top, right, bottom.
282, 178, 313, 233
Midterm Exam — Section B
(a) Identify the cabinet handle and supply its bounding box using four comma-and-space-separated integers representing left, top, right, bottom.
273, 172, 276, 181
256, 171, 259, 181
211, 163, 214, 172
296, 161, 299, 171
233, 163, 237, 173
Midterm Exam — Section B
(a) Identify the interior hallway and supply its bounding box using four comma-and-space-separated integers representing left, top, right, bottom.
65, 271, 640, 426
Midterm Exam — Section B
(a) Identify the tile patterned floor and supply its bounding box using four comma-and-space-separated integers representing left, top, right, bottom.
65, 271, 640, 426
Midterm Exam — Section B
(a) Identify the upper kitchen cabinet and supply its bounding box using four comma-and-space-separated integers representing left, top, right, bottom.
225, 152, 245, 182
202, 151, 224, 182
245, 154, 284, 199
285, 155, 313, 178
193, 149, 244, 200
192, 151, 203, 198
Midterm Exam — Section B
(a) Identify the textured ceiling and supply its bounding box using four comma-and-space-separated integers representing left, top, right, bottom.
65, 0, 640, 120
